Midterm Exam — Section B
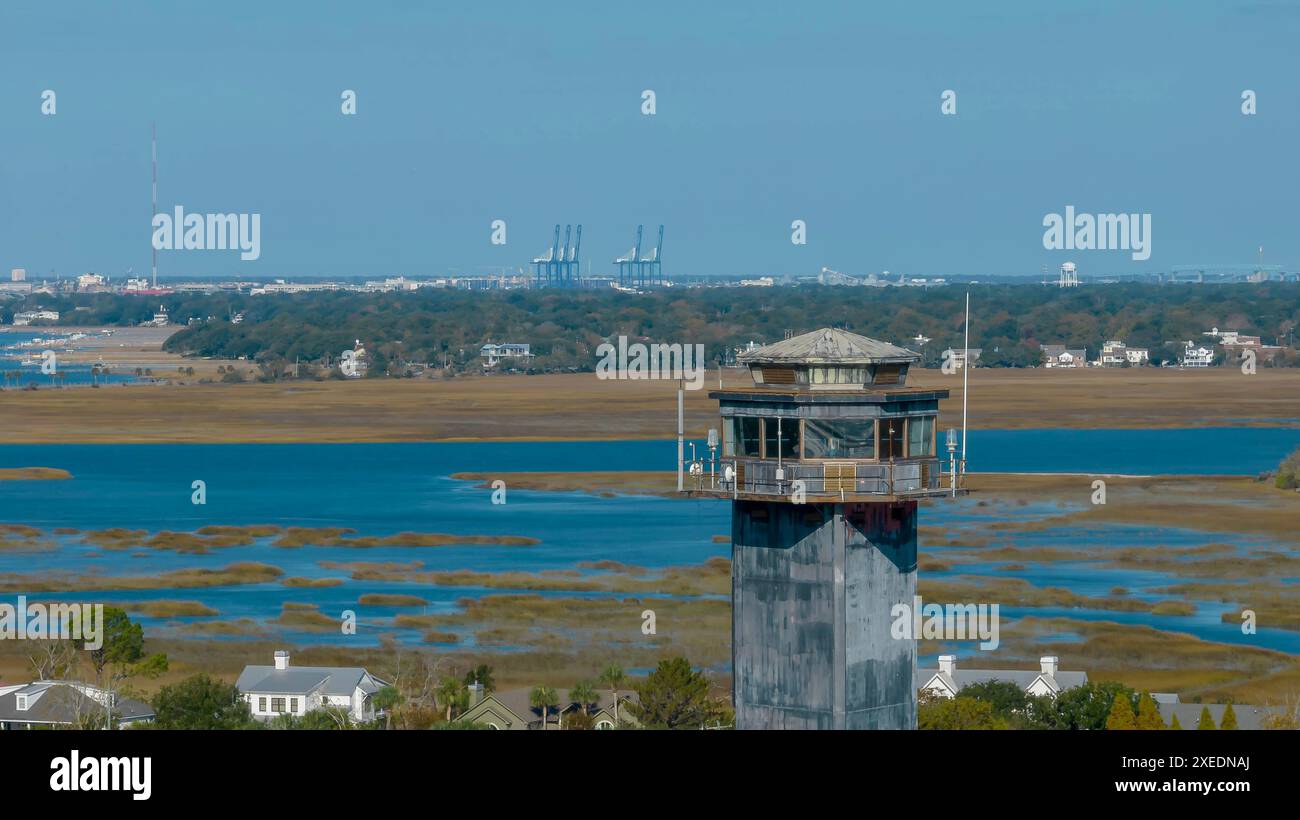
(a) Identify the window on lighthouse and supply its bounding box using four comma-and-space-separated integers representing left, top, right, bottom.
725, 417, 761, 457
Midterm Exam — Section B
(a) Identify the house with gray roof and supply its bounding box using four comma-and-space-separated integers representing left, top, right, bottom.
236, 650, 388, 723
0, 680, 154, 730
1153, 697, 1284, 730
917, 655, 1088, 699
456, 683, 640, 730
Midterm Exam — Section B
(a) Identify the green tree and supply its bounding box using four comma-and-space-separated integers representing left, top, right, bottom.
530, 685, 560, 730
437, 676, 465, 722
1136, 692, 1166, 730
88, 607, 168, 728
1275, 447, 1300, 490
372, 685, 403, 730
152, 674, 256, 730
959, 680, 1029, 718
1170, 713, 1183, 730
569, 680, 597, 716
89, 607, 144, 680
919, 695, 1008, 730
1051, 682, 1137, 730
599, 663, 627, 724
1106, 693, 1137, 730
626, 657, 717, 730
1197, 706, 1216, 730
1220, 703, 1238, 730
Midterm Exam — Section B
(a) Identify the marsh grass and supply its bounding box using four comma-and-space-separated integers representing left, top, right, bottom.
358, 593, 427, 607
274, 526, 537, 548
123, 599, 219, 617
0, 561, 284, 593
0, 467, 71, 480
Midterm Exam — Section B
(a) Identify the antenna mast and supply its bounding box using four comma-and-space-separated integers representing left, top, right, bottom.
961, 290, 970, 474
151, 122, 158, 289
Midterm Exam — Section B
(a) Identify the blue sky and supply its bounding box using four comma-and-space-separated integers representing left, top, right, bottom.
1, 0, 1297, 280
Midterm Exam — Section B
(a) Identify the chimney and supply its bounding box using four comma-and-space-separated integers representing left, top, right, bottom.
1040, 656, 1059, 678
274, 650, 290, 671
938, 655, 957, 678
467, 681, 485, 707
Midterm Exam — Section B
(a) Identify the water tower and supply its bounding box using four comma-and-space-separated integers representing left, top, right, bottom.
684, 328, 964, 729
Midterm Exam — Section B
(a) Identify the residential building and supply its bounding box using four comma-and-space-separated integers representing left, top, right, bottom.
1153, 696, 1283, 730
1181, 342, 1214, 367
1099, 340, 1149, 367
12, 309, 59, 326
941, 347, 982, 370
0, 680, 154, 730
456, 683, 639, 730
339, 340, 369, 378
1040, 344, 1087, 368
916, 655, 1087, 699
480, 342, 532, 369
236, 650, 388, 723
1125, 347, 1149, 364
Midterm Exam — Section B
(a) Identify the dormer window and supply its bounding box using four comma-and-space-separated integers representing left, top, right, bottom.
15, 694, 28, 711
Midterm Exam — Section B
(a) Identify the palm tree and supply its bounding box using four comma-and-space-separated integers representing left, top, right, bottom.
599, 664, 627, 724
436, 676, 464, 722
570, 681, 597, 716
372, 685, 403, 730
530, 685, 559, 730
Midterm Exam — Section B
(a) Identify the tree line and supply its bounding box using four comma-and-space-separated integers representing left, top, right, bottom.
4, 283, 1299, 376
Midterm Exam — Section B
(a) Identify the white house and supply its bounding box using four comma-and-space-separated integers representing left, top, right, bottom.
0, 680, 154, 730
917, 655, 1087, 699
236, 650, 389, 723
479, 342, 532, 369
940, 347, 982, 370
1181, 342, 1214, 367
1100, 341, 1149, 367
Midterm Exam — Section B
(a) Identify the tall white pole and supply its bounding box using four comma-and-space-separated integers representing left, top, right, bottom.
961, 290, 970, 474
677, 380, 685, 491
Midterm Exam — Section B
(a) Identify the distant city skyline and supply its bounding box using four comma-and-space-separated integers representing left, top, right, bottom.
3, 1, 1299, 279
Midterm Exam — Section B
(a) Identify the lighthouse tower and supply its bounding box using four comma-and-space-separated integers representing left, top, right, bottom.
685, 328, 964, 729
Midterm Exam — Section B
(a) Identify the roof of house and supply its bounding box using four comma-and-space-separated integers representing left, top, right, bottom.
236, 665, 385, 697
0, 681, 154, 725
1157, 702, 1280, 730
739, 328, 920, 366
462, 687, 639, 728
915, 668, 1088, 694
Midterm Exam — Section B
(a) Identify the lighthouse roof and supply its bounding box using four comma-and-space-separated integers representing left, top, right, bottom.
738, 328, 920, 366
